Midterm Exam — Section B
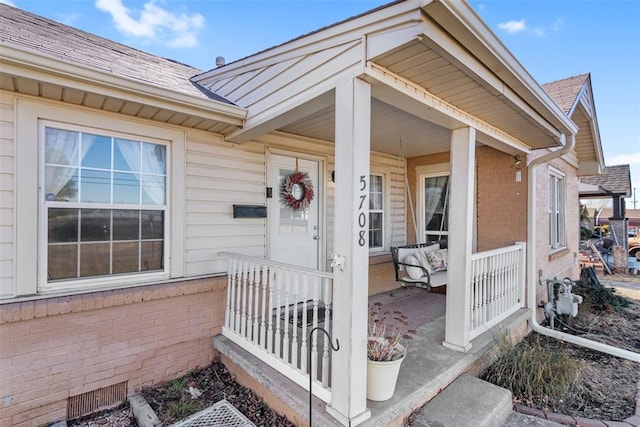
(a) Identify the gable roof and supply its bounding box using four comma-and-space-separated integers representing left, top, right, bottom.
542, 73, 604, 175
192, 0, 577, 154
542, 74, 589, 115
580, 164, 632, 197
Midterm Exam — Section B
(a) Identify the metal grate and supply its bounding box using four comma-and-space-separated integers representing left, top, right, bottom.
170, 399, 256, 427
67, 381, 128, 420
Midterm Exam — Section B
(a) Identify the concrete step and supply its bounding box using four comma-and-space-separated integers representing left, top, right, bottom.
410, 374, 514, 427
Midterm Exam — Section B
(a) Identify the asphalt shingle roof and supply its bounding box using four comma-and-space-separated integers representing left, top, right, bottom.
580, 164, 632, 196
542, 73, 589, 114
0, 3, 233, 105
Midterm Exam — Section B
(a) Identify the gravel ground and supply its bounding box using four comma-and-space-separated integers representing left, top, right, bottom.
68, 361, 295, 427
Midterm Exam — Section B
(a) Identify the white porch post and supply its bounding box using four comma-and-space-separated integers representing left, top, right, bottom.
326, 77, 372, 426
443, 127, 476, 352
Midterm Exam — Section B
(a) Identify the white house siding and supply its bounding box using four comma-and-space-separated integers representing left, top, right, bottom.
185, 132, 267, 276
184, 130, 407, 276
0, 93, 14, 298
0, 94, 407, 298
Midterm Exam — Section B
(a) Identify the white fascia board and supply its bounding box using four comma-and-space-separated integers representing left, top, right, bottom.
426, 0, 578, 137
1, 44, 247, 125
193, 0, 424, 83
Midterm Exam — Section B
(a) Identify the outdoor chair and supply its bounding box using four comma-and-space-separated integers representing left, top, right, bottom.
594, 238, 615, 262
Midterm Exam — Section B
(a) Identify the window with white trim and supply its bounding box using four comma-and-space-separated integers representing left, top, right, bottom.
421, 173, 450, 243
42, 124, 167, 284
548, 168, 566, 250
369, 174, 384, 250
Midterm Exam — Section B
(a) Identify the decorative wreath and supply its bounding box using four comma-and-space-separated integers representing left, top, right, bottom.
280, 171, 314, 211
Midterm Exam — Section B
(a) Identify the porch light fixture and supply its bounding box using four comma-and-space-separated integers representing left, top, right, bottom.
512, 155, 523, 183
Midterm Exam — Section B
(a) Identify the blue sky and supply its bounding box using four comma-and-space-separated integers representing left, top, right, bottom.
5, 0, 640, 208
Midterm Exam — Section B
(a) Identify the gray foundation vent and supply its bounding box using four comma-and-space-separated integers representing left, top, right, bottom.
67, 381, 128, 420
171, 399, 255, 427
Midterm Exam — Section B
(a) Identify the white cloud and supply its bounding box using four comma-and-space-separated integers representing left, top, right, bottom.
552, 18, 565, 32
57, 12, 81, 26
0, 0, 16, 6
498, 17, 564, 37
498, 19, 526, 34
95, 0, 204, 48
533, 28, 546, 37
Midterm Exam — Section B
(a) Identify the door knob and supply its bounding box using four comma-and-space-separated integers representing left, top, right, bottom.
313, 235, 319, 240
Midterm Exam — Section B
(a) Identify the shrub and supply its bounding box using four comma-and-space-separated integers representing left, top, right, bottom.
481, 334, 580, 402
580, 227, 591, 240
574, 272, 630, 312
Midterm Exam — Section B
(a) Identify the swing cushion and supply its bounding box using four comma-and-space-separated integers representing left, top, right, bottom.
404, 255, 423, 279
426, 249, 448, 272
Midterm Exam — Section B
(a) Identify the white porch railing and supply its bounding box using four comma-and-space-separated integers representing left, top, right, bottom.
469, 242, 526, 340
219, 252, 335, 403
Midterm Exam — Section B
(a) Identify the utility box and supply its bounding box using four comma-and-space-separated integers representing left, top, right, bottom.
556, 293, 583, 317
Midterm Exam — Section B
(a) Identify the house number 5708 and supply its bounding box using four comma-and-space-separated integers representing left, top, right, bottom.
358, 175, 367, 247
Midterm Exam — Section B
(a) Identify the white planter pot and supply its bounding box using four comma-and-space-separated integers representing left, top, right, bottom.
366, 343, 406, 401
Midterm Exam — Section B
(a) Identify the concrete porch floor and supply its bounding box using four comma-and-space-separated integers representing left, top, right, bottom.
213, 286, 531, 427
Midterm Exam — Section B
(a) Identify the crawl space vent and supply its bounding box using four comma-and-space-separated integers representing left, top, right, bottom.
67, 381, 127, 420
170, 399, 255, 427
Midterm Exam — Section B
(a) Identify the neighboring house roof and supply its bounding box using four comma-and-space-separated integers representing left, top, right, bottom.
542, 74, 589, 115
542, 73, 605, 176
0, 3, 246, 132
580, 164, 632, 197
593, 208, 640, 224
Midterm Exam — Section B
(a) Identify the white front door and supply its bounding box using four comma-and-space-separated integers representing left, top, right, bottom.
268, 153, 320, 270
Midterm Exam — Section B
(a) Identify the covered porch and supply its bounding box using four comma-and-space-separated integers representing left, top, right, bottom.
217, 245, 526, 425
214, 275, 530, 426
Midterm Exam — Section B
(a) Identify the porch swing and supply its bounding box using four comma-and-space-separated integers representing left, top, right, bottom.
389, 142, 449, 291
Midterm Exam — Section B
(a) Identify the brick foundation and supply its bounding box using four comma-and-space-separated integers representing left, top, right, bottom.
0, 276, 226, 426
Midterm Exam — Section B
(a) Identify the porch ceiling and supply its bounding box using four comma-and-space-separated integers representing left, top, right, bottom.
279, 96, 452, 158
276, 35, 557, 158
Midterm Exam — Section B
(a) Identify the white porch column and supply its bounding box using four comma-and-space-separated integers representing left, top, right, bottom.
443, 127, 476, 352
326, 77, 372, 426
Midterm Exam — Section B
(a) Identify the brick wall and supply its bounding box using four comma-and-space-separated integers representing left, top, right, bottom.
406, 148, 527, 251
0, 276, 226, 427
476, 146, 527, 251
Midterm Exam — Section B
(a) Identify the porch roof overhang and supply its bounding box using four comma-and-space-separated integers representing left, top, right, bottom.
193, 0, 578, 157
0, 44, 247, 132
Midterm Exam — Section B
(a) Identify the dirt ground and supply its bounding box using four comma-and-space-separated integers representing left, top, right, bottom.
516, 273, 640, 422
69, 273, 640, 426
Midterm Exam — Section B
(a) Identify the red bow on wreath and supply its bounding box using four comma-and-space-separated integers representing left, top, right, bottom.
281, 171, 314, 211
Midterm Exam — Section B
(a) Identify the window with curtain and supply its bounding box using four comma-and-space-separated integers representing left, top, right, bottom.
548, 169, 566, 250
369, 174, 384, 250
43, 125, 167, 283
422, 174, 449, 243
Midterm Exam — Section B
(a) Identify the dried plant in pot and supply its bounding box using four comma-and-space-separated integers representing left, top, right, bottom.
366, 302, 416, 401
